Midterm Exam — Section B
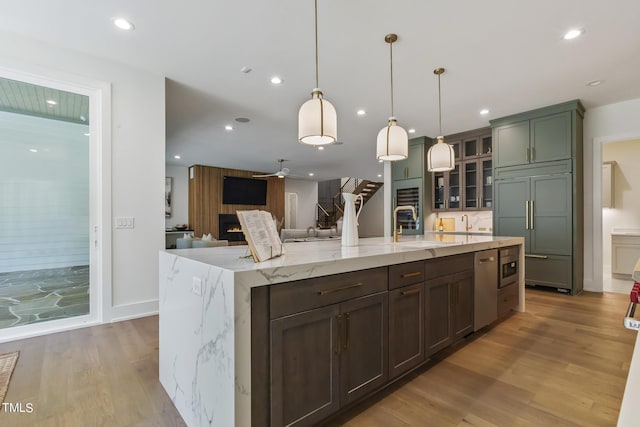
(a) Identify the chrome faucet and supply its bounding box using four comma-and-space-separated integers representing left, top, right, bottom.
393, 205, 417, 242
462, 214, 472, 232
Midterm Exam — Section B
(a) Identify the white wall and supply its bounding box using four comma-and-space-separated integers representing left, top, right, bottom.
0, 112, 90, 272
602, 139, 640, 266
165, 165, 189, 229
583, 97, 640, 292
0, 30, 166, 321
284, 179, 318, 229
358, 186, 384, 237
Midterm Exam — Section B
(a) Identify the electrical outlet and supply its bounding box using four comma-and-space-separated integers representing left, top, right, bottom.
192, 277, 202, 296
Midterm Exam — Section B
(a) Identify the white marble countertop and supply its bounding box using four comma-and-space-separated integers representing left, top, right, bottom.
611, 228, 640, 237
634, 258, 640, 282
164, 234, 523, 288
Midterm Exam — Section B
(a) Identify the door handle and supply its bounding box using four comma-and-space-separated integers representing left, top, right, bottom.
525, 254, 549, 259
530, 200, 534, 229
525, 201, 530, 230
400, 288, 421, 296
479, 257, 495, 263
343, 313, 350, 351
335, 314, 342, 354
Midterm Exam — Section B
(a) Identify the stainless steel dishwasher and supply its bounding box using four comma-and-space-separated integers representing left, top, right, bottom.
474, 249, 498, 331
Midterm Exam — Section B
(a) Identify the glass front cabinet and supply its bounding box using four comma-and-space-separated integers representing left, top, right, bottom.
432, 128, 492, 212
393, 178, 423, 235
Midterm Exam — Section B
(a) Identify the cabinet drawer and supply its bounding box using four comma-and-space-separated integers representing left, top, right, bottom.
424, 253, 473, 280
498, 283, 519, 318
525, 254, 572, 290
270, 267, 388, 319
389, 261, 425, 290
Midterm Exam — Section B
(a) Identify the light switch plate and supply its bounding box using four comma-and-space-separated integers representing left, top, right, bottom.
115, 217, 135, 229
192, 277, 202, 296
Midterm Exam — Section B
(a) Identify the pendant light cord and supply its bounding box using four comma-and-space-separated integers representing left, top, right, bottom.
438, 72, 442, 135
314, 0, 319, 89
390, 41, 394, 117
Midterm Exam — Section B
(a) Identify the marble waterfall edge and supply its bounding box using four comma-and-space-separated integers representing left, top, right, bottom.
159, 252, 237, 426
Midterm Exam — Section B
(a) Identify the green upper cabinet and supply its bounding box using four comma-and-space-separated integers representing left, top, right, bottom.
492, 102, 582, 169
392, 139, 425, 181
530, 112, 572, 163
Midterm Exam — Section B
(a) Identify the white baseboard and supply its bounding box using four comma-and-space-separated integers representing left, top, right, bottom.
109, 299, 159, 323
0, 315, 100, 343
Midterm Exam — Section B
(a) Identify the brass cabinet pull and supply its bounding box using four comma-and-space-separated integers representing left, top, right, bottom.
525, 254, 549, 259
530, 200, 535, 229
318, 282, 364, 296
335, 314, 342, 354
343, 313, 350, 351
401, 272, 421, 279
525, 201, 530, 230
479, 257, 495, 263
400, 288, 421, 296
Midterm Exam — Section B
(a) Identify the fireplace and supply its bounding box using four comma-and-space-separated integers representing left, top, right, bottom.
219, 214, 245, 242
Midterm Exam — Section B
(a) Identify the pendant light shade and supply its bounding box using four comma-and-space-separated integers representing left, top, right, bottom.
427, 67, 455, 172
298, 0, 337, 146
376, 117, 408, 161
377, 34, 408, 161
298, 89, 337, 145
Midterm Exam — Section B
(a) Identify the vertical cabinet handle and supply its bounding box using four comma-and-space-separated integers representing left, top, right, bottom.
335, 314, 342, 354
530, 200, 534, 229
525, 201, 530, 230
343, 313, 350, 351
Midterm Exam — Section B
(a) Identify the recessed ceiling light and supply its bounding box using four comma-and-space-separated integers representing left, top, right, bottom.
480, 109, 490, 115
29, 148, 38, 153
235, 117, 250, 123
225, 125, 233, 131
377, 174, 382, 178
270, 76, 283, 85
587, 80, 603, 86
357, 109, 366, 116
408, 128, 416, 134
46, 99, 57, 105
83, 133, 90, 136
308, 172, 314, 177
317, 146, 324, 150
563, 29, 583, 40
378, 159, 384, 163
80, 115, 86, 122
113, 18, 135, 31
174, 155, 181, 159
240, 66, 252, 74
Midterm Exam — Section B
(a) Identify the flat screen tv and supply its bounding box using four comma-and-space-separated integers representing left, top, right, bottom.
222, 176, 268, 205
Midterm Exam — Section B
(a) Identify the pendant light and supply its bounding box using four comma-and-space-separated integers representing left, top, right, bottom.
298, 0, 337, 146
427, 67, 455, 172
376, 34, 408, 161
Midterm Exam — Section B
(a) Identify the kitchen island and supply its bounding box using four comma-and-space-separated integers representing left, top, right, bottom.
618, 257, 640, 426
159, 234, 524, 427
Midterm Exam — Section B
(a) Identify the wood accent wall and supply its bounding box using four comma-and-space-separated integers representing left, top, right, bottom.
188, 165, 285, 238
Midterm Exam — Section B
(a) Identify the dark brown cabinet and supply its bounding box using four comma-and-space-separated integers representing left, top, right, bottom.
389, 283, 425, 379
269, 268, 388, 426
425, 254, 474, 356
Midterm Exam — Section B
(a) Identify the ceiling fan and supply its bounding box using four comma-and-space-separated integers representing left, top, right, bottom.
253, 159, 290, 179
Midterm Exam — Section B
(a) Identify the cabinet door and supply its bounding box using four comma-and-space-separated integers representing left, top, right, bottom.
451, 271, 474, 342
389, 283, 425, 379
494, 121, 530, 168
392, 157, 409, 181
433, 171, 446, 211
481, 158, 493, 209
406, 143, 424, 179
530, 112, 572, 163
463, 160, 480, 210
393, 178, 422, 235
339, 292, 388, 406
494, 178, 531, 252
271, 305, 340, 427
530, 174, 572, 255
448, 163, 461, 210
425, 276, 452, 356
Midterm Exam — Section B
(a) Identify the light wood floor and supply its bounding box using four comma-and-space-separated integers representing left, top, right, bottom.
0, 289, 636, 427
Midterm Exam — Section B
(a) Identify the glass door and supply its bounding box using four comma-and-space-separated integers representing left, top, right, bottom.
464, 161, 478, 209
449, 164, 461, 210
394, 178, 422, 234
482, 159, 493, 208
0, 76, 93, 330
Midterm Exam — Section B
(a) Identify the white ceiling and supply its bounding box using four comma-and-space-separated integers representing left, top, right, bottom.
1, 0, 639, 181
